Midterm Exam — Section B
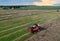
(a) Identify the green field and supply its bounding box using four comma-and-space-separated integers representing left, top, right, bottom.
0, 12, 60, 41
17, 6, 60, 10
0, 6, 60, 10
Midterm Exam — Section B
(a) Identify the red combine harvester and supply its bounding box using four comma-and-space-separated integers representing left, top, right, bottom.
29, 24, 43, 33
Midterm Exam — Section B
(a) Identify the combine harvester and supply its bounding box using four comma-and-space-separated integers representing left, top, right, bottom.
29, 24, 45, 33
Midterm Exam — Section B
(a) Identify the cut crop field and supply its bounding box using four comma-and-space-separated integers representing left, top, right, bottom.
0, 10, 56, 20
0, 11, 60, 41
26, 13, 60, 41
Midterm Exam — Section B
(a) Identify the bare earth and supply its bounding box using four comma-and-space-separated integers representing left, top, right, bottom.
26, 16, 60, 41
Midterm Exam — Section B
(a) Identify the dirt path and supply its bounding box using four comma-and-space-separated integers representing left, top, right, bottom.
26, 16, 60, 41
